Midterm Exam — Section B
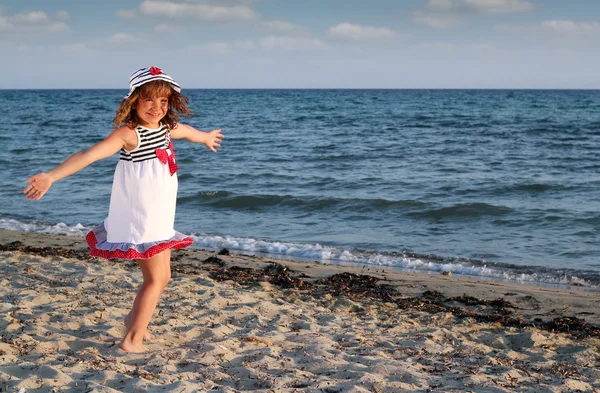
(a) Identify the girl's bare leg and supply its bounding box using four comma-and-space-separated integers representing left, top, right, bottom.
120, 249, 172, 353
124, 310, 155, 340
125, 248, 172, 339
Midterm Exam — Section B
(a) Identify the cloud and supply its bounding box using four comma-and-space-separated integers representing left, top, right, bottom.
11, 11, 49, 24
56, 11, 69, 20
58, 43, 97, 56
90, 33, 147, 47
428, 0, 534, 14
191, 40, 255, 55
155, 23, 181, 33
421, 41, 495, 52
328, 23, 395, 40
0, 10, 69, 33
494, 24, 529, 34
136, 1, 259, 22
470, 0, 534, 13
421, 41, 456, 52
412, 11, 466, 28
108, 33, 144, 45
414, 0, 533, 28
261, 20, 313, 38
264, 20, 298, 32
259, 36, 327, 52
496, 20, 600, 36
541, 20, 600, 35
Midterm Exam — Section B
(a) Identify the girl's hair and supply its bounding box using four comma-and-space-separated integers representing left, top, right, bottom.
113, 80, 192, 129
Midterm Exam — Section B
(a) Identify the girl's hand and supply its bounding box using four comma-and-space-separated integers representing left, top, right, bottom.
24, 173, 53, 200
205, 129, 224, 153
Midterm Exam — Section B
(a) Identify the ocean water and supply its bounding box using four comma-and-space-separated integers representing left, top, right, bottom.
2, 89, 600, 288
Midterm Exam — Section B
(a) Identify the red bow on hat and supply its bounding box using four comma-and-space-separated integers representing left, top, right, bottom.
149, 67, 162, 76
155, 142, 179, 176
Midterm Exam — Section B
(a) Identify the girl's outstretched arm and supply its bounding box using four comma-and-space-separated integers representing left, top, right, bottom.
170, 123, 223, 153
24, 127, 134, 200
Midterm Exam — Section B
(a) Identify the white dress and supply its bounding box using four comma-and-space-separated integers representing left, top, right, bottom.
86, 123, 193, 259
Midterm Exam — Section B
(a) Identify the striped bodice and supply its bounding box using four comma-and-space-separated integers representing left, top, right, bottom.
120, 124, 171, 162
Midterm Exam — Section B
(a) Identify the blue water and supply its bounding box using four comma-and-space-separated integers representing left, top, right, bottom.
2, 89, 600, 287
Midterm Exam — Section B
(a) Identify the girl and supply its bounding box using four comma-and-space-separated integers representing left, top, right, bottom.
23, 66, 223, 353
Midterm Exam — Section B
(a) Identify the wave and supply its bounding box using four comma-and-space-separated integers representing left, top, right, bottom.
1, 218, 597, 289
493, 182, 575, 194
38, 120, 65, 127
402, 123, 434, 129
10, 148, 33, 155
177, 192, 515, 221
407, 203, 513, 219
177, 190, 232, 203
178, 192, 428, 212
0, 218, 90, 235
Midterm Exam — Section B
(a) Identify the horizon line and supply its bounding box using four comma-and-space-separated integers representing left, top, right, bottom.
1, 87, 600, 91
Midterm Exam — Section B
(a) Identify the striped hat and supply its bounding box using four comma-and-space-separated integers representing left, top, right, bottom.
124, 66, 181, 99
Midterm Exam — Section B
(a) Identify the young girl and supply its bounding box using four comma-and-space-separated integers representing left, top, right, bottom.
23, 66, 223, 353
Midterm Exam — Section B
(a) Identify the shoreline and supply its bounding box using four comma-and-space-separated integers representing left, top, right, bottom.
3, 221, 599, 291
1, 228, 599, 392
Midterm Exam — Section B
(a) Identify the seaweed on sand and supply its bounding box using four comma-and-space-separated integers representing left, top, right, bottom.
3, 242, 599, 338
316, 272, 397, 302
209, 261, 313, 289
0, 240, 94, 260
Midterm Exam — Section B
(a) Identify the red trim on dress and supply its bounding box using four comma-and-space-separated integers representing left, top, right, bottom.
86, 231, 193, 260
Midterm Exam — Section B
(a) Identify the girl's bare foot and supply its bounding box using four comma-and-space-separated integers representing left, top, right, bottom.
120, 337, 145, 353
124, 312, 155, 340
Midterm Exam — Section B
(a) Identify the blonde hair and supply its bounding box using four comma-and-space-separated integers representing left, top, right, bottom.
113, 80, 192, 129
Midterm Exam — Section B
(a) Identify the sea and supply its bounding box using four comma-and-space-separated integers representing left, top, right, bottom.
2, 89, 600, 289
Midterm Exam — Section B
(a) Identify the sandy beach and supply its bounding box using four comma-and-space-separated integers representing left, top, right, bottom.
0, 228, 599, 392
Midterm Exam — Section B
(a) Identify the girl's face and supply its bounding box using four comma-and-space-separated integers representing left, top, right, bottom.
135, 95, 169, 128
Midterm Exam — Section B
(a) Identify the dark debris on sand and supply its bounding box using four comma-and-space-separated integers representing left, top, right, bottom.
541, 317, 600, 338
203, 255, 227, 267
205, 259, 600, 338
263, 262, 313, 289
316, 272, 397, 302
3, 242, 600, 339
0, 241, 95, 261
208, 260, 313, 289
401, 289, 599, 337
448, 295, 517, 309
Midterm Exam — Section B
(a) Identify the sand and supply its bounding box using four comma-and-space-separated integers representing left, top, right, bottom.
0, 228, 599, 392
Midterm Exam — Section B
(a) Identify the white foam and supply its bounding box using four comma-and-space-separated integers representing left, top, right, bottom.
0, 218, 90, 236
0, 218, 595, 288
190, 233, 597, 288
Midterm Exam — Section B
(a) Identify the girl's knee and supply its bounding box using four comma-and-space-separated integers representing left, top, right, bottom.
162, 274, 171, 289
161, 265, 172, 289
156, 274, 171, 288
143, 277, 170, 291
138, 252, 171, 289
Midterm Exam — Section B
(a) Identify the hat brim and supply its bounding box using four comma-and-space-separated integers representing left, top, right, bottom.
124, 77, 181, 100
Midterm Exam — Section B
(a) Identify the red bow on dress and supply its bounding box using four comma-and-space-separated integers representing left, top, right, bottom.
155, 142, 179, 176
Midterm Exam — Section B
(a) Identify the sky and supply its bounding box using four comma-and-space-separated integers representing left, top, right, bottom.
1, 0, 599, 89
